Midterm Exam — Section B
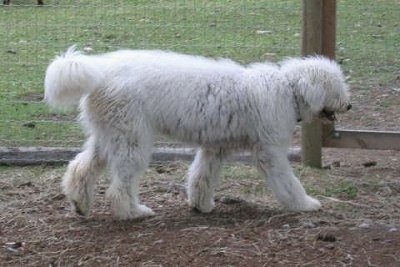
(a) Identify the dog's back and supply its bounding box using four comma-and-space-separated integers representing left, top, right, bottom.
44, 47, 245, 109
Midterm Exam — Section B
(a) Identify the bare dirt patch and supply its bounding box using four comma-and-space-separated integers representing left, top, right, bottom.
1, 148, 399, 266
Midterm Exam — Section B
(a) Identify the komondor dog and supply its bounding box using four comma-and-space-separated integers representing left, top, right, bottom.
44, 46, 351, 220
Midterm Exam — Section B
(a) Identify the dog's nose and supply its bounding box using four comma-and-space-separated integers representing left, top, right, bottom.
347, 103, 352, 110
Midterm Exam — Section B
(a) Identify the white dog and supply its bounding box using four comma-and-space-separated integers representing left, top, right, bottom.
44, 46, 351, 220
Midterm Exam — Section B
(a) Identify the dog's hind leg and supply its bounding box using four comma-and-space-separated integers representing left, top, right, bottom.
106, 135, 155, 220
255, 145, 321, 211
187, 148, 224, 213
62, 136, 106, 216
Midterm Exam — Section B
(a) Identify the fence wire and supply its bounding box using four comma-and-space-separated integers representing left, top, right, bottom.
0, 0, 399, 148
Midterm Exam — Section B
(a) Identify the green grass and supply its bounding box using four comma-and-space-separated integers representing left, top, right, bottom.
336, 1, 400, 87
0, 0, 399, 146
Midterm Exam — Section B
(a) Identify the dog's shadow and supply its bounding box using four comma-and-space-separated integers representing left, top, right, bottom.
62, 181, 301, 233
62, 196, 308, 248
91, 196, 290, 231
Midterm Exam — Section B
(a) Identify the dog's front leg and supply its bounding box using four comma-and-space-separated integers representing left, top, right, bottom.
255, 145, 321, 211
187, 148, 224, 213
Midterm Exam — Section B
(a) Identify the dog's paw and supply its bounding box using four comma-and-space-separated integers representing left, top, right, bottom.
285, 195, 321, 212
66, 188, 93, 216
112, 204, 155, 220
71, 199, 91, 216
296, 195, 321, 211
303, 195, 321, 211
188, 199, 215, 213
131, 204, 156, 219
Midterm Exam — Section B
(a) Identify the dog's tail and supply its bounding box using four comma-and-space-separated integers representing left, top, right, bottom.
44, 45, 105, 109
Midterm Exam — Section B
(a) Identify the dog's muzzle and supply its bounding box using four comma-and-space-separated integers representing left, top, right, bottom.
320, 104, 352, 121
320, 109, 337, 121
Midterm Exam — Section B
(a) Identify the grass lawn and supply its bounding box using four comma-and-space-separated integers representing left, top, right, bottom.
0, 0, 399, 146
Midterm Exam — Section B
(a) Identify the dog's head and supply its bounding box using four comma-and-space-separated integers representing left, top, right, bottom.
281, 56, 351, 123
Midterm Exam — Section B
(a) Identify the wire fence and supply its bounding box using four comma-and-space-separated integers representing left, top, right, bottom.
0, 0, 399, 148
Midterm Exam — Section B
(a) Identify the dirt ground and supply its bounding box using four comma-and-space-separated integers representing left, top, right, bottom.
1, 146, 399, 267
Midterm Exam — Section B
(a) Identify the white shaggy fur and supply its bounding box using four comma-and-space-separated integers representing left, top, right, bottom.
44, 46, 351, 219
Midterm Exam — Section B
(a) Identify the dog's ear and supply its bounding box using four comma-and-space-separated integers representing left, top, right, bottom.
297, 77, 326, 114
283, 56, 351, 117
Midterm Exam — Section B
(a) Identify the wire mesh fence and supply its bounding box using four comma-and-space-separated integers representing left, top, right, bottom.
0, 0, 399, 148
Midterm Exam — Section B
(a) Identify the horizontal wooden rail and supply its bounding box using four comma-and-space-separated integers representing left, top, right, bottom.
323, 129, 400, 150
1, 128, 399, 166
0, 147, 301, 166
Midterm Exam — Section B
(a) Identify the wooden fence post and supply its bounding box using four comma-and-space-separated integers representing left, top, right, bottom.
301, 0, 323, 168
322, 0, 336, 59
301, 0, 337, 168
321, 0, 337, 143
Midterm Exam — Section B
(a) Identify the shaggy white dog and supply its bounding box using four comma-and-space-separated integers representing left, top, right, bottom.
44, 46, 351, 220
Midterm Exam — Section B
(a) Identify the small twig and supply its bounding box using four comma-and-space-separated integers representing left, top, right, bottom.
363, 248, 378, 267
317, 195, 370, 208
251, 242, 263, 257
